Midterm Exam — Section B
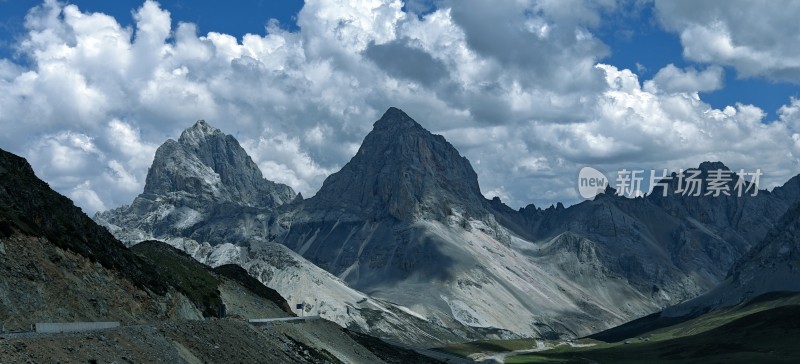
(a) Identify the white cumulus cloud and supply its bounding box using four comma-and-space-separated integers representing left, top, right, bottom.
0, 0, 799, 214
656, 0, 800, 82
646, 64, 724, 94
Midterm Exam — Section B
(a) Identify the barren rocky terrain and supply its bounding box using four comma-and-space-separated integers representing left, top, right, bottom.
0, 318, 444, 363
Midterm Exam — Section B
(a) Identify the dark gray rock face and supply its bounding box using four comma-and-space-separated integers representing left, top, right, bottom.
492, 163, 800, 307
310, 107, 488, 221
663, 202, 800, 316
270, 107, 494, 288
96, 121, 295, 242
729, 202, 800, 286
144, 120, 295, 208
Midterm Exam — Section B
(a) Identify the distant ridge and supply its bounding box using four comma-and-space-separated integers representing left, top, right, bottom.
96, 108, 800, 341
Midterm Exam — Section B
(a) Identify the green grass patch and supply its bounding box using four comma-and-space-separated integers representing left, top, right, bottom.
442, 293, 800, 363
437, 338, 540, 358
508, 304, 800, 363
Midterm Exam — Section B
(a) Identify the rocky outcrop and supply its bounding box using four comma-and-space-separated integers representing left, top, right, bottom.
144, 120, 295, 208
309, 107, 487, 221
729, 202, 800, 291
270, 108, 498, 286
664, 202, 800, 316
96, 120, 295, 244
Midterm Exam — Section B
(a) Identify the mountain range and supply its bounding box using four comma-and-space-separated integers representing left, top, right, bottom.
95, 107, 800, 344
0, 147, 448, 363
492, 200, 800, 363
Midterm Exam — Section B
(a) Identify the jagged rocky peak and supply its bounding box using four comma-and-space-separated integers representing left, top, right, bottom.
697, 161, 730, 172
646, 161, 740, 200
371, 106, 422, 131
142, 120, 295, 208
311, 107, 487, 220
179, 120, 220, 145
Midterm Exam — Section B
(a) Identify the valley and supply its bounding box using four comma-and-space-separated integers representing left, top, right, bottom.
439, 292, 800, 363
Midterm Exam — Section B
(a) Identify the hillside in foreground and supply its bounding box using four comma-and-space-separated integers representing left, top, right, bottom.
0, 147, 447, 363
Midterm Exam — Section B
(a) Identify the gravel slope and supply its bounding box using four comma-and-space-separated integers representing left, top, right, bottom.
0, 318, 445, 364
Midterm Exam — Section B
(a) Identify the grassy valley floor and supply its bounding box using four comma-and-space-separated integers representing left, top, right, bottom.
437, 292, 800, 363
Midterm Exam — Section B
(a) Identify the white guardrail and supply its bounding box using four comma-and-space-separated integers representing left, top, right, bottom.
34, 322, 120, 333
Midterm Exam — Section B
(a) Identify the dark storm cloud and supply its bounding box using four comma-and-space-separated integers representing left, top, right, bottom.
446, 0, 609, 92
364, 39, 448, 87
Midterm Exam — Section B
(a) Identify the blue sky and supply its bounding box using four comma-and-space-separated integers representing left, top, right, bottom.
0, 0, 799, 214
595, 3, 798, 120
0, 1, 304, 57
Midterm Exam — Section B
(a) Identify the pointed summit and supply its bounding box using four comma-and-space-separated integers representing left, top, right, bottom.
372, 107, 421, 131
142, 120, 295, 209
310, 107, 486, 220
178, 120, 222, 146
646, 161, 742, 201
697, 161, 730, 172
